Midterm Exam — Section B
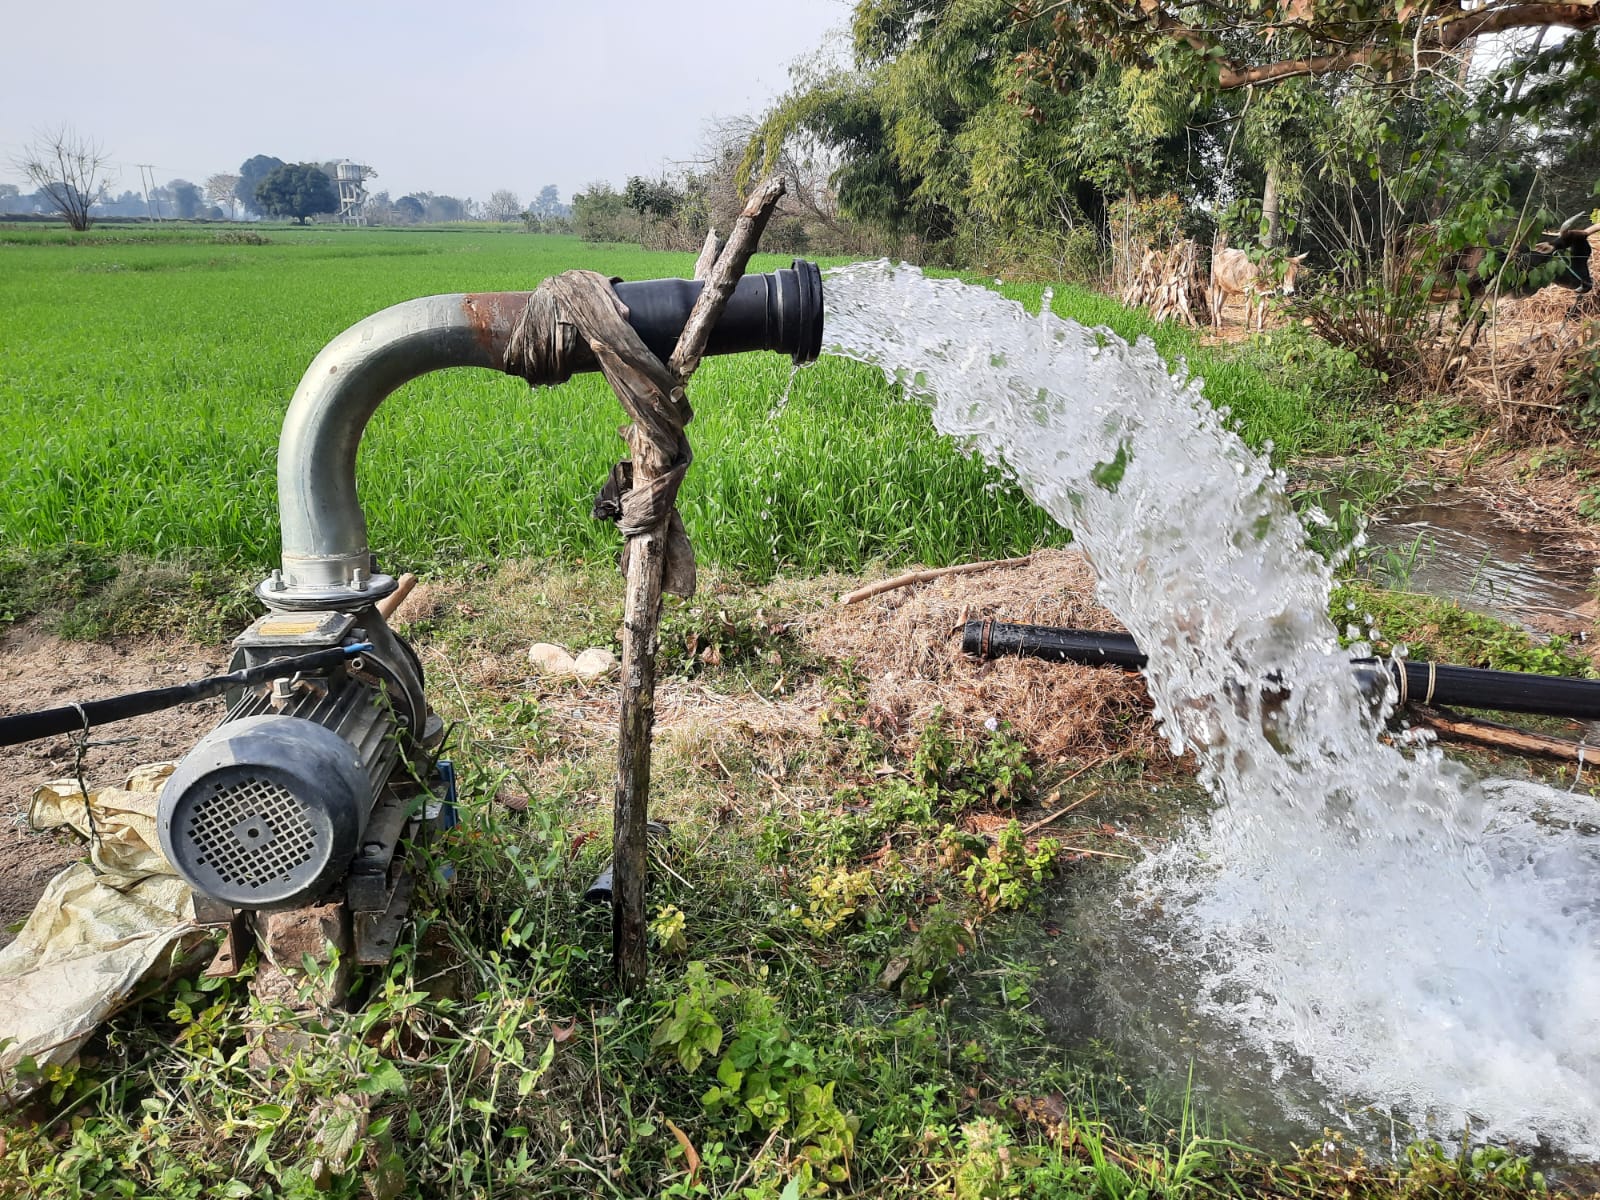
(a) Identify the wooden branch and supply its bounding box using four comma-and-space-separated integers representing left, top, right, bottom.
1020, 789, 1098, 837
374, 572, 417, 621
841, 555, 1033, 605
1414, 706, 1593, 762
693, 228, 722, 282
667, 176, 786, 382
609, 175, 787, 993
1106, 0, 1599, 90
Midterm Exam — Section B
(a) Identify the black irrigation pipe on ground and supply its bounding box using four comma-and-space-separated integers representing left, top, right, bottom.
962, 619, 1600, 722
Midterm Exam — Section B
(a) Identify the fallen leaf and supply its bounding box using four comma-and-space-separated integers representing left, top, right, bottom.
665, 1118, 701, 1187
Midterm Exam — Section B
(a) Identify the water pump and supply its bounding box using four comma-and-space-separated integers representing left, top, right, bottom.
145, 261, 825, 969
157, 609, 432, 916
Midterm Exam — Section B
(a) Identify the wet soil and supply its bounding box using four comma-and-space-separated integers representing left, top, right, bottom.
0, 621, 226, 947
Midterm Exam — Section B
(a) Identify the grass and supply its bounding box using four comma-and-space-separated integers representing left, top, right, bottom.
0, 226, 1382, 597
0, 565, 1564, 1198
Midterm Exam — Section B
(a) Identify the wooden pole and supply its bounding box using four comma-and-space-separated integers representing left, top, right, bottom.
611, 177, 787, 992
1414, 706, 1594, 763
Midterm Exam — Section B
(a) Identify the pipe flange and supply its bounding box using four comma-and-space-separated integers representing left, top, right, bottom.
790, 258, 824, 365
257, 572, 400, 613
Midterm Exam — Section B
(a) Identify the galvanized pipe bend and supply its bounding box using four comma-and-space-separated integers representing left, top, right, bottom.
261, 292, 529, 609
260, 263, 824, 612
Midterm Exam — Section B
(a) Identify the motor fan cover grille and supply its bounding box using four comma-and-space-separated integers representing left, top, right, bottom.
159, 713, 369, 911
184, 776, 317, 892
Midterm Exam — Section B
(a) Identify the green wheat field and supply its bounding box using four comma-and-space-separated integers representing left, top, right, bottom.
0, 226, 1344, 581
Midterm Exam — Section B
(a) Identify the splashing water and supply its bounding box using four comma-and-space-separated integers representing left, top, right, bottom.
822, 261, 1600, 1154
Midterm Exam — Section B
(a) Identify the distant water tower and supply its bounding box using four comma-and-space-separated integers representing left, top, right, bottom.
334, 160, 371, 225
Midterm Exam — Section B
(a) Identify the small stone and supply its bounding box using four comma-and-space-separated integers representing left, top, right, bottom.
527, 642, 577, 674
572, 648, 617, 680
879, 956, 911, 991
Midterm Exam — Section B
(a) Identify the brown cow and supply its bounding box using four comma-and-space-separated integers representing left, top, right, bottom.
1210, 233, 1306, 331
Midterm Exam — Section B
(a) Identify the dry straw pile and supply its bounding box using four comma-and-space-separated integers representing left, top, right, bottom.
1428, 286, 1599, 438
806, 550, 1172, 765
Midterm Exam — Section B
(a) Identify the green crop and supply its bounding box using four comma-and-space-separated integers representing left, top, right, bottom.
0, 227, 1064, 579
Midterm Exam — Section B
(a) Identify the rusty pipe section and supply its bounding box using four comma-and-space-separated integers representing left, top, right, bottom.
260, 292, 528, 609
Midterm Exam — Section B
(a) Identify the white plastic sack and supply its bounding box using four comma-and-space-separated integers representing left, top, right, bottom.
1, 764, 204, 1101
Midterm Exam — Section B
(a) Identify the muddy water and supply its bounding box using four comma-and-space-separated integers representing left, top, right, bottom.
1361, 493, 1595, 632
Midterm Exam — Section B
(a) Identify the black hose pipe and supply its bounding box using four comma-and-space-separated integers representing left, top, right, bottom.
614, 259, 824, 365
0, 643, 371, 747
963, 619, 1600, 722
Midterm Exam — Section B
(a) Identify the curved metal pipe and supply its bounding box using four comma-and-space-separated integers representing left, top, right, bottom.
262, 292, 528, 609
261, 264, 824, 612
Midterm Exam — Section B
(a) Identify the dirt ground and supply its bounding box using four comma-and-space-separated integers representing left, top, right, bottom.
0, 621, 227, 947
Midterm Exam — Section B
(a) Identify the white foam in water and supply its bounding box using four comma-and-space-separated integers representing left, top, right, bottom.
822, 261, 1600, 1155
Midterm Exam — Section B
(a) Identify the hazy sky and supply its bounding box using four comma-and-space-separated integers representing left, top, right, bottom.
0, 0, 848, 204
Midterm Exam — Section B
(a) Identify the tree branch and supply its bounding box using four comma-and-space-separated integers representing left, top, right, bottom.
1054, 0, 1600, 91
667, 175, 787, 382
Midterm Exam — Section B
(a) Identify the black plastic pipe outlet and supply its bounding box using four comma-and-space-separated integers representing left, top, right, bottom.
614, 259, 824, 365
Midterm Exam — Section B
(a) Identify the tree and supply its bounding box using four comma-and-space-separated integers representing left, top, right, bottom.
363, 190, 394, 224
237, 155, 285, 216
485, 188, 522, 222
254, 163, 338, 224
1018, 0, 1600, 93
166, 178, 203, 220
395, 194, 426, 223
205, 173, 241, 220
622, 175, 680, 239
14, 126, 113, 231
531, 184, 568, 218
572, 181, 631, 241
745, 1, 1206, 266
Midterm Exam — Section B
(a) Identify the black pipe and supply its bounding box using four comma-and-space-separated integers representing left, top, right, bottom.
963, 619, 1600, 721
584, 821, 673, 904
613, 259, 824, 366
0, 642, 372, 747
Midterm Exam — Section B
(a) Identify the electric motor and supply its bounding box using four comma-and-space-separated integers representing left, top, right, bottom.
158, 609, 427, 911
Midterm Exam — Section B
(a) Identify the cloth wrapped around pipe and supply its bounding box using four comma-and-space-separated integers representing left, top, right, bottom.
506, 268, 697, 597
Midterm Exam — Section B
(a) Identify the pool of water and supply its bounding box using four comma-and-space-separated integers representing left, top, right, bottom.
1361, 494, 1595, 632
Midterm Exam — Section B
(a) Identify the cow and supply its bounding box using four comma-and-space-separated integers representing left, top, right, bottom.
1210, 233, 1307, 332
1433, 212, 1596, 309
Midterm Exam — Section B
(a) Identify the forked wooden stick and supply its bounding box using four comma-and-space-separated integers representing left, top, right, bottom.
611, 177, 787, 992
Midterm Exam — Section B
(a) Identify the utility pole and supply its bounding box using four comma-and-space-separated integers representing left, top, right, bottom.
138, 165, 162, 220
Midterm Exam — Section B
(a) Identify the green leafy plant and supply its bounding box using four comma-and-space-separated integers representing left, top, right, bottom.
651, 961, 734, 1073
697, 992, 857, 1188
650, 903, 688, 956
883, 904, 972, 1000
957, 822, 1061, 911
797, 866, 878, 936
